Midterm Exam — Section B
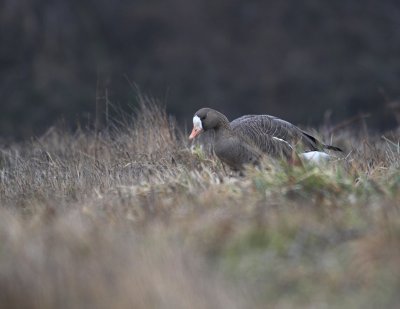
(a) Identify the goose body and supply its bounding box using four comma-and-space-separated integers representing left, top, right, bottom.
189, 108, 342, 169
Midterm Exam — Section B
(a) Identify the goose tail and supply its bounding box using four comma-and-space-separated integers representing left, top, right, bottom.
302, 131, 343, 152
323, 144, 343, 152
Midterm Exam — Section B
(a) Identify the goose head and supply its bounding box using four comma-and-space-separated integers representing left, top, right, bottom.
189, 108, 229, 140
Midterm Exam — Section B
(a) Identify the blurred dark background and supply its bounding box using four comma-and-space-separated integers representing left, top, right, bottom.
1, 0, 400, 140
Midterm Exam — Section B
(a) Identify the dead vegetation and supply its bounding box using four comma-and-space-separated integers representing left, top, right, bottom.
0, 99, 399, 308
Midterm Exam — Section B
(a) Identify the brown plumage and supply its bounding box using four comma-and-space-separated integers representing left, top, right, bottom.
189, 108, 342, 170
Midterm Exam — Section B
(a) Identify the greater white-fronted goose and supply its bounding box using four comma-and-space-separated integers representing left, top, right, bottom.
189, 108, 342, 169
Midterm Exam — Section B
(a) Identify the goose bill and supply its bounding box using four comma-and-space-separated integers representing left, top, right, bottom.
189, 127, 203, 139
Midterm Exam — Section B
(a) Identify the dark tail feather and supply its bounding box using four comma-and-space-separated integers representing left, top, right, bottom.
302, 132, 318, 145
323, 144, 343, 152
302, 131, 343, 152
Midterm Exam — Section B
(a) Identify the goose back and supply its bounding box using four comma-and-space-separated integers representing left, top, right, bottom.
230, 115, 319, 159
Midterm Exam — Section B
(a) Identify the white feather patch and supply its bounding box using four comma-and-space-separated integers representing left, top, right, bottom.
193, 115, 203, 130
300, 151, 331, 163
272, 136, 293, 149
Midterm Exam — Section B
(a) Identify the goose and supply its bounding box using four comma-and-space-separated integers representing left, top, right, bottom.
189, 108, 342, 169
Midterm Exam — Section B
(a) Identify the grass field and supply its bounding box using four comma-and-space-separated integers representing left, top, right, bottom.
0, 99, 399, 308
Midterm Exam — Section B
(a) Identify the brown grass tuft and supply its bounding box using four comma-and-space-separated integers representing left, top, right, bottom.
0, 97, 399, 308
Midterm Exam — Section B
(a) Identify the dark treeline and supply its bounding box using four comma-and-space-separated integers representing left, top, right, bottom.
1, 0, 400, 139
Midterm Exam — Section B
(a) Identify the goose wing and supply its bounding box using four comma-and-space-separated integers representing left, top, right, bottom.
230, 115, 319, 157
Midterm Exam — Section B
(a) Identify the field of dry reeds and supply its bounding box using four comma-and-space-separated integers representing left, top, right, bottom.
0, 98, 399, 308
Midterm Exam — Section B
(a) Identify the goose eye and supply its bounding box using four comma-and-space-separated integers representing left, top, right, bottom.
200, 116, 206, 120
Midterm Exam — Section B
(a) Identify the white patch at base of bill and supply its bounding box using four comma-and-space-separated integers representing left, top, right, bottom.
193, 115, 203, 130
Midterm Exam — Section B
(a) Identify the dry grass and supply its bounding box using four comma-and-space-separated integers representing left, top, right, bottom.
0, 98, 399, 308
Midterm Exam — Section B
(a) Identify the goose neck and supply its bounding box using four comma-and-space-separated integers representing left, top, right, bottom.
214, 125, 232, 141
215, 113, 231, 130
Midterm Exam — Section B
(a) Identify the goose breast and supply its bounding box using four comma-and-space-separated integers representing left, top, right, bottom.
214, 135, 261, 170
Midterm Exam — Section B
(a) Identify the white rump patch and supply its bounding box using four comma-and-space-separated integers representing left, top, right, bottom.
193, 115, 203, 130
300, 151, 331, 164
